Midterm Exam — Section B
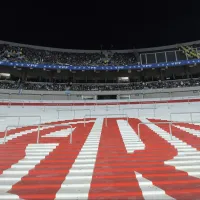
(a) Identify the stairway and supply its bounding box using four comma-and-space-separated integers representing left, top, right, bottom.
0, 119, 95, 200
0, 117, 200, 199
117, 119, 145, 153
0, 143, 59, 199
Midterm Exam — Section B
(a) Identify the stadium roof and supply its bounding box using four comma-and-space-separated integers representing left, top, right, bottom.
1, 39, 200, 53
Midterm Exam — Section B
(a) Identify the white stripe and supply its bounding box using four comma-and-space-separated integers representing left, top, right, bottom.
66, 120, 95, 124
0, 120, 94, 144
139, 118, 200, 179
42, 128, 75, 137
117, 120, 145, 153
135, 172, 174, 199
0, 126, 52, 144
174, 125, 200, 138
55, 118, 103, 200
0, 143, 58, 199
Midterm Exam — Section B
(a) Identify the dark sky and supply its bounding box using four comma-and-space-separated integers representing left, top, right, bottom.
0, 1, 200, 50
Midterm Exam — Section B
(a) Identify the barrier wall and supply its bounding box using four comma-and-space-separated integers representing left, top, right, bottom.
0, 86, 200, 101
1, 96, 200, 107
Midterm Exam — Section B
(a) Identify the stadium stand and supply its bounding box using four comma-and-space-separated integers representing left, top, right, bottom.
0, 44, 137, 66
1, 40, 200, 199
0, 78, 200, 91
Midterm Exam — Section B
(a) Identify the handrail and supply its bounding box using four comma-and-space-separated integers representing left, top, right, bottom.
8, 100, 11, 108
104, 102, 121, 111
137, 121, 200, 141
84, 114, 128, 127
57, 109, 92, 119
170, 112, 200, 124
7, 100, 25, 108
123, 107, 156, 117
138, 122, 173, 141
43, 103, 74, 112
0, 115, 41, 126
4, 123, 73, 144
153, 100, 169, 109
2, 95, 200, 105
22, 100, 24, 108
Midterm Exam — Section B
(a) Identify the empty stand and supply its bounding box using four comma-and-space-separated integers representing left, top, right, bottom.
84, 114, 128, 127
170, 111, 200, 123
117, 120, 145, 153
0, 115, 41, 127
0, 116, 200, 199
4, 124, 73, 144
57, 108, 92, 119
123, 107, 156, 117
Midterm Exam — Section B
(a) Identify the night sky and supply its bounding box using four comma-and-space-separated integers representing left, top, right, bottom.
0, 1, 200, 50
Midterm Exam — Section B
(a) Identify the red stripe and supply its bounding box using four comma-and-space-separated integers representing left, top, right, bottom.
0, 118, 95, 138
9, 122, 94, 199
89, 118, 144, 200
3, 117, 200, 199
172, 121, 200, 131
0, 122, 82, 176
6, 188, 200, 200
139, 118, 200, 199
148, 118, 200, 151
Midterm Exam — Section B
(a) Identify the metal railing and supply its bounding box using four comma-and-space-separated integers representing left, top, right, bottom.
8, 100, 11, 108
105, 103, 120, 111
1, 89, 200, 103
84, 114, 128, 127
153, 100, 170, 109
170, 112, 200, 124
0, 115, 41, 126
43, 103, 75, 112
123, 107, 156, 117
4, 123, 73, 144
93, 102, 120, 111
137, 121, 200, 141
57, 108, 92, 119
138, 121, 173, 141
1, 95, 200, 107
7, 100, 25, 108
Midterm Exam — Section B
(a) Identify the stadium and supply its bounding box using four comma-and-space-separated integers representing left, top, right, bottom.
0, 38, 200, 200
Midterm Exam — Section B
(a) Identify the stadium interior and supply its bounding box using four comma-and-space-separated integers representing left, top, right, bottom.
1, 40, 200, 199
